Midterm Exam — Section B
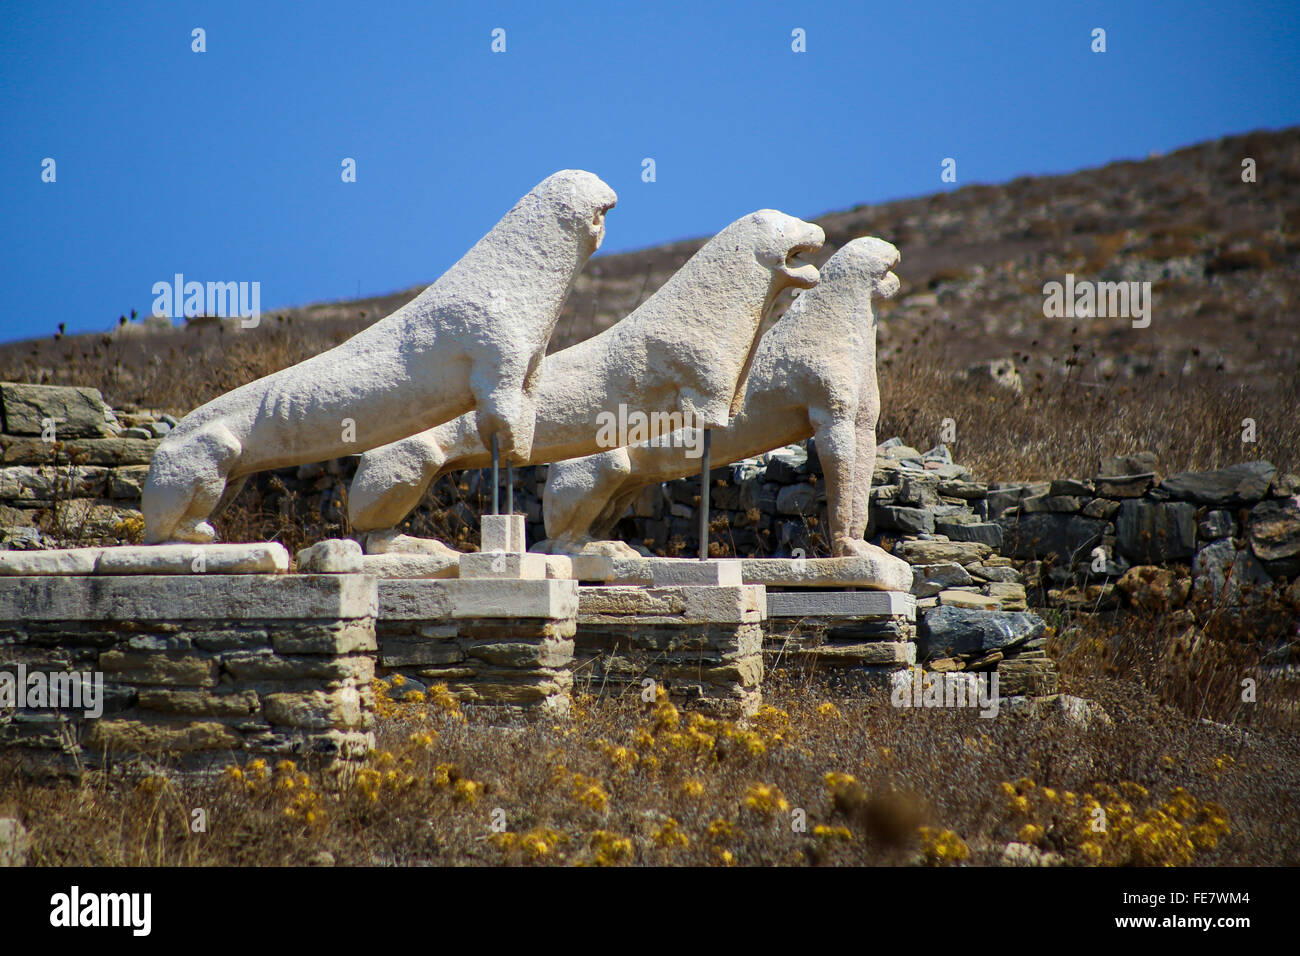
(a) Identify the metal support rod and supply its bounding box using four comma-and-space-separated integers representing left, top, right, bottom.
506, 462, 514, 515
490, 435, 499, 516
698, 428, 711, 560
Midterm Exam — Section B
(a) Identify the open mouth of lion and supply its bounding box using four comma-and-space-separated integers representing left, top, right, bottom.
781, 242, 822, 287
880, 270, 902, 298
590, 201, 616, 247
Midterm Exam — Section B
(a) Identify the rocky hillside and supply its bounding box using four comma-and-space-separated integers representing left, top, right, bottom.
0, 127, 1295, 486
5, 127, 1297, 391
564, 127, 1299, 389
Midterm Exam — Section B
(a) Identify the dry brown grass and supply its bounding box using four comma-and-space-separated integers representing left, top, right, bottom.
6, 316, 1293, 490
4, 648, 1296, 868
1052, 590, 1297, 731
0, 316, 363, 416
877, 347, 1297, 480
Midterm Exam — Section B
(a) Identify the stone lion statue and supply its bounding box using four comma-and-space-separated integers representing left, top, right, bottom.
347, 210, 827, 541
540, 237, 901, 558
142, 170, 617, 543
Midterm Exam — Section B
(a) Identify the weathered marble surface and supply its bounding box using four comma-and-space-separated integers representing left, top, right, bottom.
348, 210, 825, 533
142, 170, 616, 544
540, 238, 901, 564
565, 552, 911, 592
0, 542, 290, 576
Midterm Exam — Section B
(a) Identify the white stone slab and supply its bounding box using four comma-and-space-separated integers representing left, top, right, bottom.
569, 555, 746, 586
569, 553, 655, 583
765, 590, 915, 619
568, 553, 910, 592
375, 579, 454, 619
378, 578, 578, 620
739, 554, 912, 592
649, 558, 743, 587
447, 578, 578, 619
0, 574, 377, 621
541, 554, 574, 580
679, 583, 765, 623
97, 543, 290, 575
0, 543, 290, 576
0, 547, 103, 575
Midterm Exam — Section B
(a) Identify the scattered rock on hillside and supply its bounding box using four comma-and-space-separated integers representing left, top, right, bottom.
1005, 693, 1112, 730
1115, 500, 1197, 562
1247, 496, 1300, 561
1044, 693, 1113, 730
962, 358, 1023, 394
1160, 461, 1277, 507
918, 605, 1046, 659
1271, 473, 1300, 497
1001, 842, 1063, 866
1192, 540, 1273, 607
0, 382, 117, 438
1097, 452, 1158, 478
1116, 565, 1190, 611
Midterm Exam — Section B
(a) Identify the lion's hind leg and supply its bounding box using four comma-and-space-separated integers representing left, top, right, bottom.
348, 431, 447, 533
543, 447, 634, 554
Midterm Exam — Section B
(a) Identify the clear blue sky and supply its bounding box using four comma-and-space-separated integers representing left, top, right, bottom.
1, 0, 1296, 343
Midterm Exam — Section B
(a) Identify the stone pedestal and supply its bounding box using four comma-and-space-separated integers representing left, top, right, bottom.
576, 584, 766, 716
764, 590, 917, 688
376, 578, 578, 719
480, 514, 526, 553
0, 574, 378, 774
455, 514, 574, 580
458, 551, 572, 580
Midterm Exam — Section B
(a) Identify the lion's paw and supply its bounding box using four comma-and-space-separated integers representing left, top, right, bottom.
578, 539, 645, 559
363, 530, 463, 557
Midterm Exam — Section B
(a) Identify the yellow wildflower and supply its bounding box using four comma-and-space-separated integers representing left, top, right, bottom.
1018, 823, 1045, 844
744, 783, 790, 815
